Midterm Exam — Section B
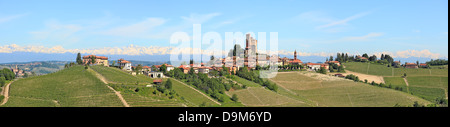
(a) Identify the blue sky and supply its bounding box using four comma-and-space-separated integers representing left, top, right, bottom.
0, 0, 448, 59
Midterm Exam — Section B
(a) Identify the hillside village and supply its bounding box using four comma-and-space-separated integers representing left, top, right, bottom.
0, 35, 447, 107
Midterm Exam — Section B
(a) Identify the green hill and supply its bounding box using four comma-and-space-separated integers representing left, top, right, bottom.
343, 62, 448, 103
90, 65, 218, 107
269, 72, 431, 107
3, 66, 123, 107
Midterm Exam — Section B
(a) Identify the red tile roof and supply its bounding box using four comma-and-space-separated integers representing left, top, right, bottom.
153, 79, 163, 83
289, 59, 303, 64
306, 63, 321, 65
83, 55, 108, 60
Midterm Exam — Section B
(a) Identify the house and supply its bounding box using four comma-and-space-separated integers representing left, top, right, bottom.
326, 61, 340, 66
306, 63, 328, 71
198, 66, 211, 74
321, 64, 329, 70
404, 63, 418, 69
419, 63, 428, 68
147, 71, 165, 78
306, 63, 322, 70
153, 64, 174, 72
178, 65, 190, 74
118, 58, 132, 71
153, 79, 163, 85
83, 55, 109, 66
356, 55, 368, 61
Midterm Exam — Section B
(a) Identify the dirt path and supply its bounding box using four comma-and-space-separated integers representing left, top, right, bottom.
171, 78, 222, 105
403, 78, 410, 93
89, 69, 130, 107
0, 81, 13, 106
341, 70, 385, 84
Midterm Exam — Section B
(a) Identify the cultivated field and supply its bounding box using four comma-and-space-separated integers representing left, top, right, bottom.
270, 72, 431, 107
230, 76, 262, 87
227, 87, 310, 107
344, 62, 448, 102
2, 66, 123, 107
171, 78, 219, 107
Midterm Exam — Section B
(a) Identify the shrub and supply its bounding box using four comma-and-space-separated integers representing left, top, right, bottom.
231, 94, 239, 102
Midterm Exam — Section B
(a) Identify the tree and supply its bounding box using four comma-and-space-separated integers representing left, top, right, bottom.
112, 61, 116, 67
337, 65, 345, 73
90, 56, 96, 65
165, 79, 173, 90
161, 64, 167, 73
231, 94, 239, 102
0, 77, 5, 87
135, 64, 143, 75
76, 53, 83, 65
317, 67, 327, 74
329, 56, 334, 61
362, 53, 369, 58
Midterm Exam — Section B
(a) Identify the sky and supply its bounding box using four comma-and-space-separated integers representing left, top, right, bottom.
0, 0, 448, 60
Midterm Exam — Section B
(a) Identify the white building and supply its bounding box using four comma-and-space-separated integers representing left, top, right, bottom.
118, 58, 132, 71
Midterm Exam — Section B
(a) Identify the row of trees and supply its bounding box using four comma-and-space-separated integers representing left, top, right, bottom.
166, 67, 234, 102
329, 63, 345, 73
236, 67, 278, 92
327, 53, 395, 65
277, 64, 303, 71
0, 68, 15, 87
426, 59, 448, 66
0, 68, 15, 81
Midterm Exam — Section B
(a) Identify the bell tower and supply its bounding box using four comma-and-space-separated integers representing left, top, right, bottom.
294, 50, 297, 60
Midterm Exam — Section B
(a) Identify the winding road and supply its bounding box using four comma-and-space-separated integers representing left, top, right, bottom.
0, 81, 13, 106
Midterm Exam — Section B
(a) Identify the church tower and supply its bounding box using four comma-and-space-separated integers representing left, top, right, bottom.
294, 50, 297, 60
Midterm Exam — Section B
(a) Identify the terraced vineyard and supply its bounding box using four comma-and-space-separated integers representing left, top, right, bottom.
344, 62, 448, 102
269, 72, 431, 107
2, 66, 123, 107
227, 87, 310, 107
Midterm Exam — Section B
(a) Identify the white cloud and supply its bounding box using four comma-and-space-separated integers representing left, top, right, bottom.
394, 49, 443, 59
316, 12, 370, 29
340, 32, 384, 42
1, 44, 446, 59
29, 20, 83, 43
100, 18, 166, 38
181, 13, 221, 24
0, 13, 28, 24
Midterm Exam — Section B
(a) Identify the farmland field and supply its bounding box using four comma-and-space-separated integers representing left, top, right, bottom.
344, 62, 448, 102
171, 78, 219, 107
227, 87, 310, 107
230, 76, 262, 87
269, 72, 431, 107
2, 66, 123, 107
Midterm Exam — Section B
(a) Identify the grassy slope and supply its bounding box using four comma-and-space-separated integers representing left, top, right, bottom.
3, 66, 123, 107
270, 72, 431, 107
92, 65, 220, 107
227, 87, 311, 107
170, 78, 219, 107
231, 76, 261, 87
344, 62, 448, 102
90, 65, 153, 84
